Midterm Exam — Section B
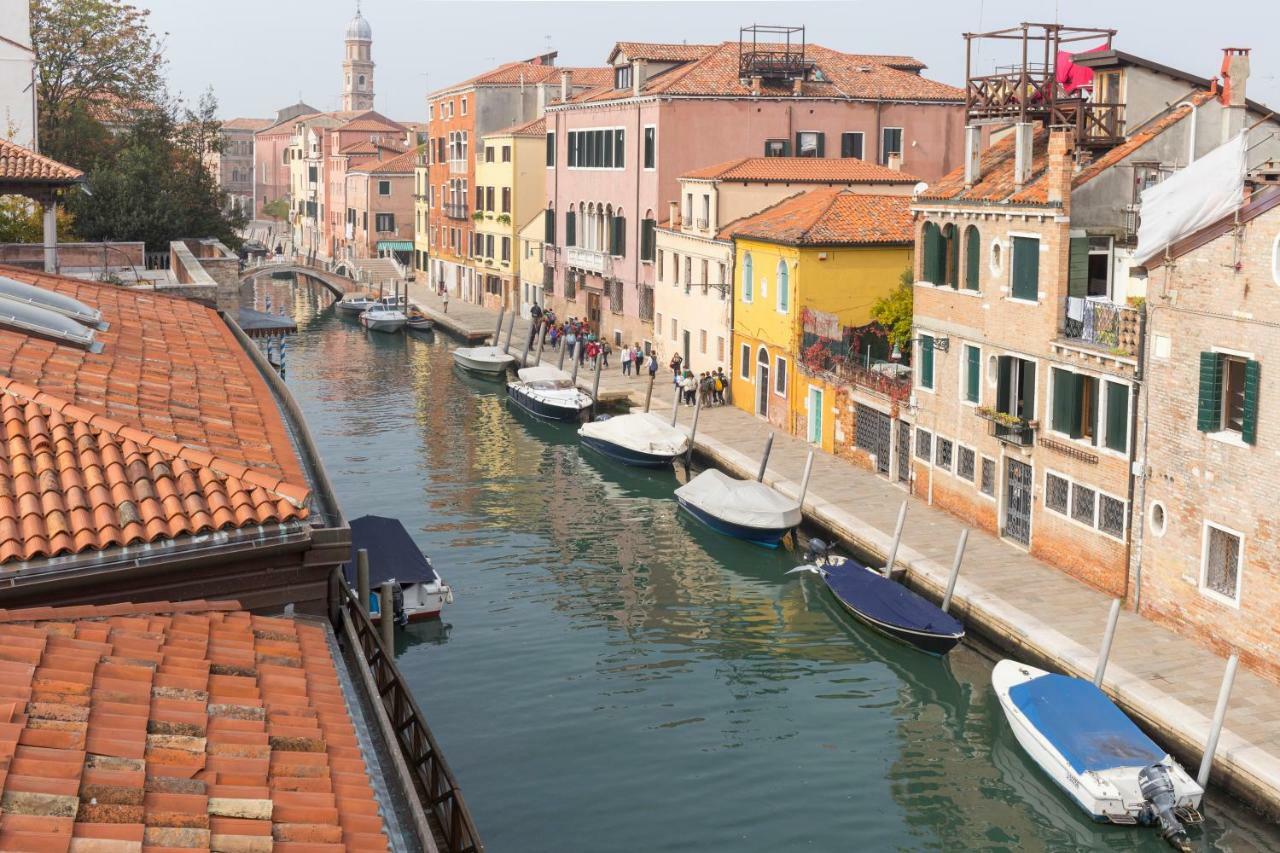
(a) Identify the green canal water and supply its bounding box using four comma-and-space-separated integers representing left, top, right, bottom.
255, 280, 1275, 852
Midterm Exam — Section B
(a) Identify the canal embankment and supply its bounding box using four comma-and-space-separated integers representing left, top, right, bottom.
402, 285, 1280, 820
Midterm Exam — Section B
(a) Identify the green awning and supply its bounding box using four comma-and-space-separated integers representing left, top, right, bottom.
376, 240, 413, 252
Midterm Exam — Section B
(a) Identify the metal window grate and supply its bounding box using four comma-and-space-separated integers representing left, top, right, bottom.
1205, 526, 1241, 598
935, 437, 953, 471
1046, 473, 1070, 514
1071, 483, 1096, 525
1099, 494, 1125, 539
916, 428, 933, 461
957, 446, 975, 482
980, 458, 995, 495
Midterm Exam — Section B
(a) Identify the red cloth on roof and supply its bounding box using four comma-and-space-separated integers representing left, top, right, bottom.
1056, 44, 1107, 94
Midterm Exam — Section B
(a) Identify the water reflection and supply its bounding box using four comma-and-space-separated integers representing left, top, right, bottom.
265, 278, 1276, 853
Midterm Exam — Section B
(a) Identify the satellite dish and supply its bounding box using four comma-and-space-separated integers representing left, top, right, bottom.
913, 181, 929, 197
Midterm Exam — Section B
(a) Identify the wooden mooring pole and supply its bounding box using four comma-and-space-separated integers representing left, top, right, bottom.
1197, 652, 1240, 790
756, 433, 775, 482
492, 307, 504, 346
590, 352, 603, 416
797, 451, 815, 507
521, 318, 539, 366
941, 529, 968, 613
684, 382, 704, 470
502, 311, 517, 353
670, 375, 681, 427
557, 334, 568, 370
379, 581, 395, 652
1093, 598, 1123, 687
882, 501, 908, 578
356, 548, 370, 617
533, 321, 546, 366
643, 370, 656, 413
570, 341, 582, 385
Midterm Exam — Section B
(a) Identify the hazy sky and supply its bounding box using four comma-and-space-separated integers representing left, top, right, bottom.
142, 0, 1280, 120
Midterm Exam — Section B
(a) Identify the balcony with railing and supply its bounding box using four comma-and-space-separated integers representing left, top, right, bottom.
566, 247, 612, 276
977, 407, 1036, 447
1061, 298, 1140, 356
448, 158, 467, 175
443, 202, 469, 220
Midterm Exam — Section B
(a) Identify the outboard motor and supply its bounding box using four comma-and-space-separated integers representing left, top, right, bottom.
392, 583, 408, 627
1139, 764, 1191, 852
803, 537, 832, 565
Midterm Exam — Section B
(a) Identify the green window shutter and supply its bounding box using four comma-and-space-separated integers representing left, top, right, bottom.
920, 336, 934, 389
1068, 236, 1089, 298
545, 209, 555, 244
1087, 376, 1099, 445
921, 222, 940, 283
1052, 368, 1073, 434
1242, 359, 1261, 445
1105, 381, 1129, 452
965, 226, 981, 291
966, 345, 980, 403
616, 217, 626, 256
947, 226, 960, 288
1019, 359, 1036, 419
1012, 236, 1040, 300
996, 356, 1012, 413
566, 210, 576, 247
1197, 352, 1222, 432
815, 133, 825, 157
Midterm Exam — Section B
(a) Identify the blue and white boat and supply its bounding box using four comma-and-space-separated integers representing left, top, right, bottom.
506, 365, 593, 422
993, 660, 1202, 851
578, 413, 689, 468
674, 469, 801, 547
788, 540, 964, 655
344, 515, 453, 622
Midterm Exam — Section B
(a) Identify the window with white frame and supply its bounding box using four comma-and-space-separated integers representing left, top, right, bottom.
777, 259, 789, 313
740, 343, 750, 380
1202, 522, 1242, 603
741, 253, 753, 302
774, 355, 787, 396
957, 446, 976, 482
980, 457, 995, 495
935, 437, 953, 471
880, 127, 903, 164
1044, 470, 1126, 540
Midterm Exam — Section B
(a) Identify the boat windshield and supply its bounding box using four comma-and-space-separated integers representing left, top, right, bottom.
526, 379, 574, 390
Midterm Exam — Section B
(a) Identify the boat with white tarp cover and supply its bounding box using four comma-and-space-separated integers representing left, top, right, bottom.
506, 365, 592, 421
674, 468, 801, 547
578, 413, 689, 467
452, 344, 515, 377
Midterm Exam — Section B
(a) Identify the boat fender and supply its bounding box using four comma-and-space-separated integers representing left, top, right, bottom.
594, 414, 612, 422
1138, 764, 1191, 852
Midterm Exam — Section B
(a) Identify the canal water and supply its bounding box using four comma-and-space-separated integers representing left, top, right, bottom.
253, 279, 1275, 852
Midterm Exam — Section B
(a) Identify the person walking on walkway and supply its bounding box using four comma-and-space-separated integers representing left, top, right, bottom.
442, 290, 449, 315
670, 353, 684, 389
621, 344, 632, 376
601, 340, 611, 369
647, 352, 659, 379
714, 368, 727, 405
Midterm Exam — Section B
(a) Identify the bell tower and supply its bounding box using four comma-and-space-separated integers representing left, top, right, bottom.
341, 3, 374, 111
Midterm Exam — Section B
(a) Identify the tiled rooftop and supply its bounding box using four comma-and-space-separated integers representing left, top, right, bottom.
726, 188, 913, 245
493, 116, 546, 138
0, 139, 83, 184
360, 147, 419, 175
220, 118, 273, 133
568, 42, 961, 105
0, 267, 312, 567
0, 600, 391, 852
336, 115, 407, 134
682, 156, 919, 184
609, 42, 717, 64
443, 61, 613, 92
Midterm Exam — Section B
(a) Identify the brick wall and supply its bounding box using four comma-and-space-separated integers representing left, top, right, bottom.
1139, 198, 1280, 680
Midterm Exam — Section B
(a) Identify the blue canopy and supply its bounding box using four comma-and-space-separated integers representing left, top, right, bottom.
1009, 673, 1166, 773
343, 515, 438, 585
824, 562, 964, 636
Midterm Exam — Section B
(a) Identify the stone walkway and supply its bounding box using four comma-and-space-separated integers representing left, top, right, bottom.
407, 293, 1280, 814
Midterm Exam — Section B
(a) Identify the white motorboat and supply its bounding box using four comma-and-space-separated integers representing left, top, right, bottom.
377, 294, 407, 309
336, 294, 378, 314
578, 412, 689, 467
506, 365, 592, 421
674, 469, 801, 547
452, 344, 516, 377
993, 660, 1202, 850
346, 515, 453, 622
359, 307, 407, 332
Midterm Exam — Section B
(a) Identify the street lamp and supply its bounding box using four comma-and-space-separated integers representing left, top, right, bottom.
890, 335, 949, 361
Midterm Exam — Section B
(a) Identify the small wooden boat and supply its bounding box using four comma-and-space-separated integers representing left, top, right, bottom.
993, 660, 1202, 850
674, 469, 800, 547
405, 312, 434, 333
506, 365, 592, 422
345, 515, 453, 622
359, 307, 407, 332
578, 413, 688, 468
788, 540, 963, 655
452, 344, 515, 376
336, 294, 377, 314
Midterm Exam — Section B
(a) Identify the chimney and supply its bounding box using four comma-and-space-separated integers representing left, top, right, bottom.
963, 125, 982, 188
560, 70, 572, 103
633, 59, 647, 97
1045, 129, 1075, 209
1220, 48, 1250, 143
792, 77, 803, 96
669, 201, 679, 227
1012, 122, 1034, 189
750, 76, 762, 97
886, 152, 903, 172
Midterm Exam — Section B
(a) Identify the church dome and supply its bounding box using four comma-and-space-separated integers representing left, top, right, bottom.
345, 13, 371, 41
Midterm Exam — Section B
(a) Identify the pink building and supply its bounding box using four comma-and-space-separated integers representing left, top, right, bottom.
252, 102, 317, 220
543, 34, 966, 346
344, 147, 418, 264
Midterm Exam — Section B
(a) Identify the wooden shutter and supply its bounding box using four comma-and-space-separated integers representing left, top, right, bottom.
1068, 236, 1088, 298
1105, 381, 1129, 452
921, 222, 940, 283
996, 356, 1013, 414
920, 336, 934, 389
1086, 375, 1099, 444
1011, 236, 1039, 300
946, 225, 960, 288
1052, 368, 1073, 434
966, 346, 980, 403
1242, 359, 1261, 444
566, 210, 576, 247
815, 133, 825, 157
965, 226, 980, 291
1019, 359, 1036, 419
1197, 352, 1222, 432
545, 209, 555, 244
613, 216, 626, 256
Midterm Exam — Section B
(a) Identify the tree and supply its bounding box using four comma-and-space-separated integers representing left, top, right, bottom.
871, 266, 915, 353
261, 199, 289, 221
0, 197, 76, 243
31, 0, 165, 167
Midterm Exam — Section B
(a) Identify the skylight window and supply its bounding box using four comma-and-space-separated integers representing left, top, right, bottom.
0, 295, 101, 351
0, 275, 106, 329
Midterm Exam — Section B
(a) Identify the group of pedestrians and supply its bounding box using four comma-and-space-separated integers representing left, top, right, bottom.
668, 353, 728, 406
619, 343, 656, 377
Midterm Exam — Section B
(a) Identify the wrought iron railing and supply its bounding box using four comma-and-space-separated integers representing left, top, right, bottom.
1061, 298, 1140, 355
444, 203, 469, 220
338, 580, 483, 853
639, 285, 654, 321
977, 407, 1035, 447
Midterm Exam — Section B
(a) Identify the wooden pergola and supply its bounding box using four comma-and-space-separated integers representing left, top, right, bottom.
0, 138, 83, 271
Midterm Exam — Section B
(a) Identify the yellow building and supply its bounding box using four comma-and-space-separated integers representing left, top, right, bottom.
471, 116, 548, 311
413, 147, 429, 278
728, 188, 913, 452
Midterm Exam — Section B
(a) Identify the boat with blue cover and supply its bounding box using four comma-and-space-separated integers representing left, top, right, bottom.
788, 539, 964, 655
674, 468, 801, 547
993, 659, 1202, 850
343, 515, 453, 622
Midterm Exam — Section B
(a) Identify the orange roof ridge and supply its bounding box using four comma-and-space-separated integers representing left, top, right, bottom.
682, 155, 919, 184
728, 188, 913, 245
0, 599, 243, 623
0, 377, 310, 510
0, 138, 83, 183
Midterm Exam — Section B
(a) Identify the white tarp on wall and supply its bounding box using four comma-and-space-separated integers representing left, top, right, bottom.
1134, 132, 1246, 264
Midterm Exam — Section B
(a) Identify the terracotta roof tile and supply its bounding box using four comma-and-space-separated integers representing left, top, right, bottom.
726, 188, 913, 245
0, 602, 391, 851
360, 147, 420, 175
335, 116, 407, 134
682, 155, 919, 184
492, 116, 546, 138
610, 42, 718, 63
448, 61, 612, 90
220, 118, 273, 132
0, 139, 83, 184
0, 267, 312, 569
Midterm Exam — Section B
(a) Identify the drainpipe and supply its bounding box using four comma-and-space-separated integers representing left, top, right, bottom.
1175, 100, 1199, 164
634, 98, 643, 343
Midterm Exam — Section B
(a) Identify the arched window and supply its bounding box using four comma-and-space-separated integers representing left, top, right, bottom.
758, 346, 769, 367
964, 225, 981, 291
742, 252, 754, 302
921, 221, 941, 283
777, 259, 789, 313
